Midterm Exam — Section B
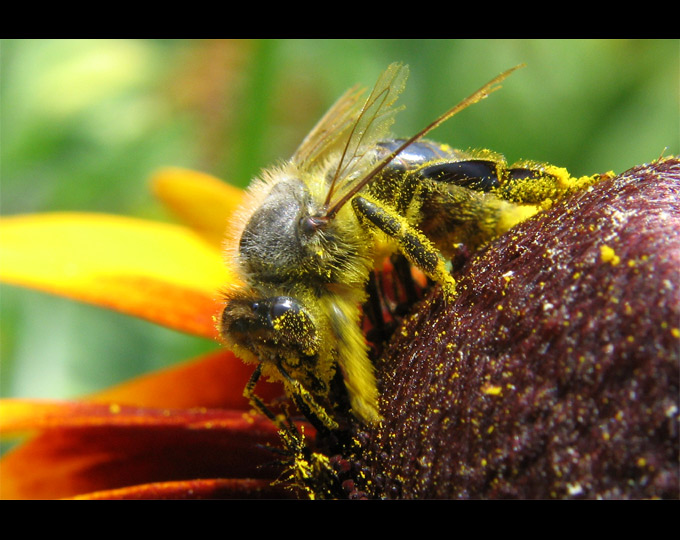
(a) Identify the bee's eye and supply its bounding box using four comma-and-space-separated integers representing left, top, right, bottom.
223, 295, 316, 355
269, 296, 301, 320
245, 296, 307, 327
247, 297, 302, 324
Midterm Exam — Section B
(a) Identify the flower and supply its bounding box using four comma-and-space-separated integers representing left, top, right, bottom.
1, 160, 679, 500
0, 168, 299, 499
360, 159, 680, 499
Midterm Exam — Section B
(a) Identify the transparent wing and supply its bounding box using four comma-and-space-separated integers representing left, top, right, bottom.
323, 63, 525, 219
291, 85, 366, 169
292, 63, 409, 201
325, 63, 409, 203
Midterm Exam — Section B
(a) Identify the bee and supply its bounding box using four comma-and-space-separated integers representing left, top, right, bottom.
219, 63, 606, 430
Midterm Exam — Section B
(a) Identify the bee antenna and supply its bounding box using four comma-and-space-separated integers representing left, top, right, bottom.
324, 64, 525, 220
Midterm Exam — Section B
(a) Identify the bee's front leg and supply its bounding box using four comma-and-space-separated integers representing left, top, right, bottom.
244, 362, 295, 432
276, 362, 340, 431
352, 195, 456, 299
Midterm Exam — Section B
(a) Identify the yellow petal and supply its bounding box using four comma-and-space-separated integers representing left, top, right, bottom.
0, 213, 233, 338
151, 167, 243, 248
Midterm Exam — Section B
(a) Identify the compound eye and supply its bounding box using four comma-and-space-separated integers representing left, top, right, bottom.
222, 296, 318, 357
248, 296, 305, 328
269, 296, 302, 320
420, 160, 500, 191
266, 296, 317, 355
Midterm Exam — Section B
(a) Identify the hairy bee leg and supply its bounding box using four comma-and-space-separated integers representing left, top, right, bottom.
352, 195, 456, 298
497, 165, 607, 204
276, 364, 337, 437
364, 270, 388, 332
245, 363, 296, 433
327, 300, 382, 425
391, 253, 422, 306
291, 391, 335, 438
277, 363, 340, 431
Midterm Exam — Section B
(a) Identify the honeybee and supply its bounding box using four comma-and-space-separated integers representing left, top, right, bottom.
219, 63, 606, 430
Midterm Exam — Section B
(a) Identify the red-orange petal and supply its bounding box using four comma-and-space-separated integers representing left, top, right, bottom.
86, 348, 283, 411
0, 213, 233, 339
0, 399, 286, 499
0, 399, 275, 433
151, 167, 243, 249
70, 478, 292, 500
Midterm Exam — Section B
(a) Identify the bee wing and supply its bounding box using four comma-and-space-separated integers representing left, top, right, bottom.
292, 84, 366, 169
327, 63, 408, 198
292, 63, 409, 197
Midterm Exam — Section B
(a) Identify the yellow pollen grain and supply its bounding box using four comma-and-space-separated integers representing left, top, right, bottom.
600, 245, 620, 266
671, 328, 680, 338
109, 403, 121, 414
483, 384, 502, 396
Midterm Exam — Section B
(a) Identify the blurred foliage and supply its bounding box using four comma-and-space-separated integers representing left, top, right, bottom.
1, 39, 678, 400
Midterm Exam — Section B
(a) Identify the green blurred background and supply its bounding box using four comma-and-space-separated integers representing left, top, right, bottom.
1, 39, 678, 402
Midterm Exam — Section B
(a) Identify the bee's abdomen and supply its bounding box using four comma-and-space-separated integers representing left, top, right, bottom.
377, 139, 501, 193
376, 139, 459, 172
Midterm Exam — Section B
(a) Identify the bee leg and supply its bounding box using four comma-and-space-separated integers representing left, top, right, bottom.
327, 300, 382, 425
364, 269, 391, 350
245, 363, 296, 433
498, 163, 607, 204
390, 253, 423, 307
277, 363, 340, 431
352, 195, 456, 298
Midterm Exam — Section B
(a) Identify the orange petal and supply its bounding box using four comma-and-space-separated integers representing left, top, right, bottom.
86, 348, 284, 411
0, 399, 279, 433
70, 478, 292, 500
0, 213, 233, 338
0, 399, 286, 499
151, 167, 243, 248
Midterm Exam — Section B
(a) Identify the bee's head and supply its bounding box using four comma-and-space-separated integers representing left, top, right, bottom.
220, 293, 320, 364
